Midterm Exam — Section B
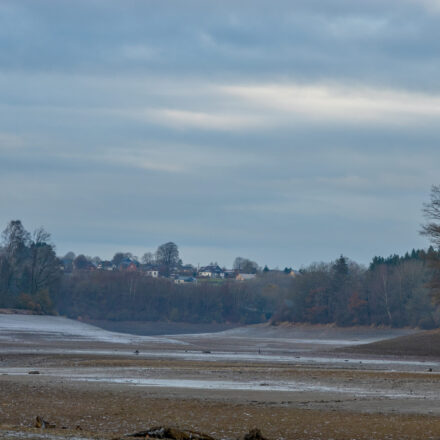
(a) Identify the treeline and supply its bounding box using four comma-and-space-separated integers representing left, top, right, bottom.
0, 221, 61, 313
276, 252, 439, 329
1, 219, 440, 328
55, 252, 440, 328
56, 270, 281, 324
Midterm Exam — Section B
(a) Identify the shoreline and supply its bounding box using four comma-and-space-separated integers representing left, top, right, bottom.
1, 313, 440, 439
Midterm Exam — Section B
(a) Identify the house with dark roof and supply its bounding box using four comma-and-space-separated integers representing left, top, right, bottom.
198, 265, 225, 278
139, 264, 160, 278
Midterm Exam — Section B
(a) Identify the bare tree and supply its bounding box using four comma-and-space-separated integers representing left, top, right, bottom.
421, 185, 440, 304
73, 254, 90, 270
142, 252, 155, 264
112, 252, 132, 267
63, 251, 76, 260
1, 220, 31, 294
233, 257, 259, 274
156, 242, 179, 276
421, 185, 440, 247
28, 227, 61, 295
1, 220, 30, 261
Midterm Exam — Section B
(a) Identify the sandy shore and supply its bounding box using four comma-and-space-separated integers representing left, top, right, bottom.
1, 315, 439, 439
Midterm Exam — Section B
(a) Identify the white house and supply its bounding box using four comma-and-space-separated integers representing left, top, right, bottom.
198, 265, 225, 278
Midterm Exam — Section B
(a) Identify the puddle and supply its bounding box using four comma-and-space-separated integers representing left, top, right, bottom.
1, 367, 432, 400
71, 376, 430, 399
1, 347, 439, 371
0, 430, 92, 440
178, 334, 383, 346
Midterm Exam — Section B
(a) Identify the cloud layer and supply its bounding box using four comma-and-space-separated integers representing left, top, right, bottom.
0, 0, 438, 267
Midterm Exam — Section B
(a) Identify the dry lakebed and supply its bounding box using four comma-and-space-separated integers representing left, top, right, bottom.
1, 314, 440, 439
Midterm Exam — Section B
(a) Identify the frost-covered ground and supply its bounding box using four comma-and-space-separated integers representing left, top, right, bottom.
0, 313, 429, 375
0, 314, 184, 345
0, 313, 415, 358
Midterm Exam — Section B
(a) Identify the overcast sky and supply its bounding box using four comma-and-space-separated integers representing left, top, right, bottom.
1, 0, 439, 268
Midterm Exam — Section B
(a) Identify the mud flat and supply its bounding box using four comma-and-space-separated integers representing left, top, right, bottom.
342, 328, 440, 358
1, 314, 439, 439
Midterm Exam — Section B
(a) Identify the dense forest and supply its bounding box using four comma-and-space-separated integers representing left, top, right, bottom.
1, 218, 440, 328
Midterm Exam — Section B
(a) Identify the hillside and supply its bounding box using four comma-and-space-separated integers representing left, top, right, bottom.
345, 329, 440, 358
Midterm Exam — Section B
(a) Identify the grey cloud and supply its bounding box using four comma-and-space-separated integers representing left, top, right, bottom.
1, 1, 440, 90
0, 0, 438, 267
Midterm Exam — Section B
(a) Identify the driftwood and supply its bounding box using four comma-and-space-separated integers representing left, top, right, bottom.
126, 426, 215, 440
35, 416, 56, 429
125, 426, 268, 440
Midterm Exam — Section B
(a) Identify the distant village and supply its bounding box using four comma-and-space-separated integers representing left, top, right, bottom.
60, 253, 298, 285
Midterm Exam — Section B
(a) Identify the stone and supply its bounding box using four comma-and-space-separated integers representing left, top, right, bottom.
243, 428, 268, 440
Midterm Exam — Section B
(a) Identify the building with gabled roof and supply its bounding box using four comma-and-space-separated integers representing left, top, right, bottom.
198, 264, 225, 278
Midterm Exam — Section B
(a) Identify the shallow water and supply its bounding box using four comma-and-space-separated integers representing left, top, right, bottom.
1, 346, 438, 369
2, 345, 439, 372
71, 376, 432, 399
0, 431, 92, 440
0, 367, 438, 399
0, 367, 432, 400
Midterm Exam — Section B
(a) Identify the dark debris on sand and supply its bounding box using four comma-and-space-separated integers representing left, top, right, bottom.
124, 426, 268, 440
